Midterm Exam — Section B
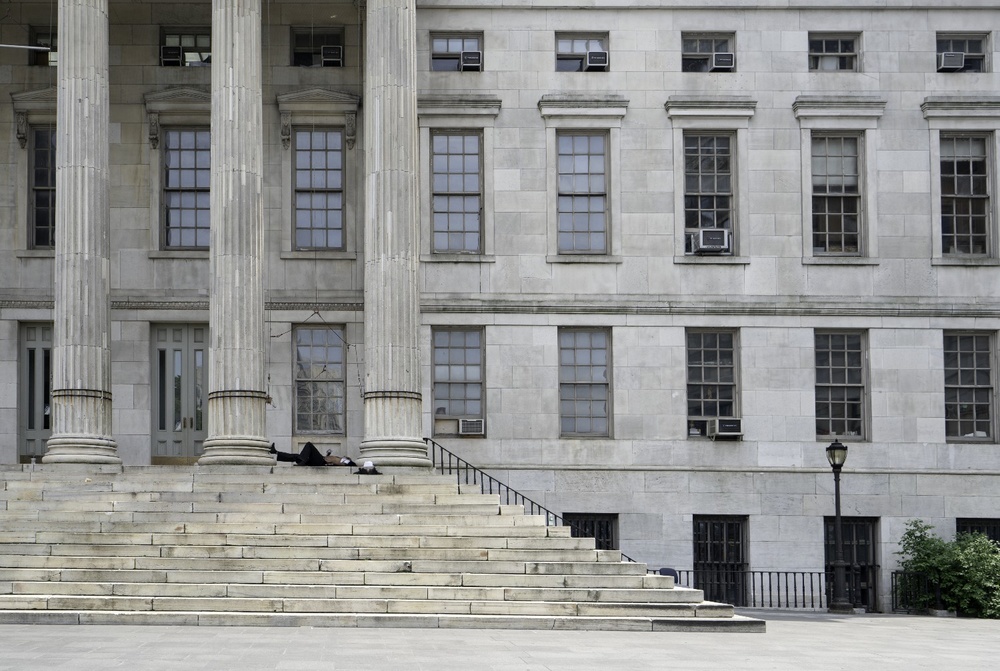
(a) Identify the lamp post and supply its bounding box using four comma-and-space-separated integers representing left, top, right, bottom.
826, 440, 853, 614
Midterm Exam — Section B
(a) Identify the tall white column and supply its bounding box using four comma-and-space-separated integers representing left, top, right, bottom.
43, 0, 118, 464
198, 0, 271, 465
359, 0, 430, 467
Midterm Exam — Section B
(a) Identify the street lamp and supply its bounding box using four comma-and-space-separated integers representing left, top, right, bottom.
826, 440, 853, 614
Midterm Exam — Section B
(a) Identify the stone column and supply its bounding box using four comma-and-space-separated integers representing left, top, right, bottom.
198, 0, 271, 465
43, 0, 119, 464
359, 0, 430, 467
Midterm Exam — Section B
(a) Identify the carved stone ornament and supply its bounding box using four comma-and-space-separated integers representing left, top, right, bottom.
15, 111, 27, 149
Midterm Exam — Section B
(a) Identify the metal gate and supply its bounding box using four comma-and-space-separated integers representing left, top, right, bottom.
693, 515, 749, 606
825, 516, 880, 612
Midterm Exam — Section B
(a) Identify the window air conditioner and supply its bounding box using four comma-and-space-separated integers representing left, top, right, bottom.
460, 51, 483, 71
458, 418, 485, 436
937, 52, 965, 72
710, 52, 735, 71
692, 228, 730, 253
321, 45, 344, 67
584, 51, 609, 71
707, 418, 743, 438
160, 45, 183, 67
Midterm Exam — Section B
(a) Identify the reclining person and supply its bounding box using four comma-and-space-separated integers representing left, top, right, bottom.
270, 442, 356, 467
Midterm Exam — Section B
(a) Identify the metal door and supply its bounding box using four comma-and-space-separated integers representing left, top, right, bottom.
693, 515, 749, 606
825, 516, 880, 611
151, 324, 207, 463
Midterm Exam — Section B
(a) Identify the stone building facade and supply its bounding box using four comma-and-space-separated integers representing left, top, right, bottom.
2, 1, 999, 609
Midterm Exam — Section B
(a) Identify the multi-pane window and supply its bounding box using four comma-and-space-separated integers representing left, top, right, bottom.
163, 129, 211, 249
432, 132, 482, 253
944, 333, 993, 441
686, 331, 737, 437
294, 326, 346, 434
291, 29, 343, 67
432, 328, 484, 435
812, 134, 861, 255
956, 518, 1000, 543
557, 133, 607, 254
30, 28, 56, 66
555, 34, 607, 72
563, 513, 619, 551
294, 129, 344, 250
937, 34, 987, 73
940, 135, 990, 256
559, 329, 610, 437
681, 34, 734, 72
162, 29, 211, 66
30, 126, 56, 250
809, 34, 859, 72
684, 133, 733, 253
815, 331, 865, 438
430, 34, 482, 71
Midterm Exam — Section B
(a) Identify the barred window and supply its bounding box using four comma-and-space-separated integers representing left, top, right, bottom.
294, 326, 346, 434
559, 329, 610, 437
684, 133, 733, 253
563, 513, 619, 551
944, 333, 993, 441
941, 135, 990, 256
812, 134, 861, 255
809, 35, 859, 72
432, 132, 482, 253
557, 133, 607, 254
294, 129, 344, 250
30, 126, 56, 249
686, 331, 737, 437
815, 331, 865, 438
432, 328, 484, 430
956, 518, 1000, 543
163, 129, 211, 249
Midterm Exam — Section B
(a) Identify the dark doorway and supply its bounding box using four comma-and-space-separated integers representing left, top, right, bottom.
693, 515, 748, 606
825, 516, 880, 611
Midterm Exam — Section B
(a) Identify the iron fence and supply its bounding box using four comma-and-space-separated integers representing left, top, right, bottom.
891, 570, 942, 613
671, 569, 830, 609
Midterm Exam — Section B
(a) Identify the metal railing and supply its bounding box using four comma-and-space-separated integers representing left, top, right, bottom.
425, 437, 638, 563
672, 569, 830, 609
891, 571, 942, 613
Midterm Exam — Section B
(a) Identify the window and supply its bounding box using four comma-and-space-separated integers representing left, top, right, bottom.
557, 133, 607, 254
809, 34, 859, 72
815, 331, 866, 439
29, 27, 56, 66
162, 128, 211, 249
563, 513, 618, 551
555, 33, 607, 72
684, 133, 734, 254
812, 134, 861, 255
686, 330, 737, 438
30, 126, 56, 250
940, 134, 990, 256
430, 33, 482, 71
291, 28, 343, 67
956, 518, 1000, 543
681, 33, 735, 72
431, 132, 482, 253
294, 326, 346, 435
937, 34, 987, 73
559, 329, 611, 437
432, 328, 484, 436
162, 29, 211, 66
294, 129, 345, 250
944, 332, 994, 441
19, 323, 52, 464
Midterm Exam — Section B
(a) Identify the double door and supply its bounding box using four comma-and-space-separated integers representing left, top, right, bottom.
152, 324, 207, 463
825, 516, 880, 611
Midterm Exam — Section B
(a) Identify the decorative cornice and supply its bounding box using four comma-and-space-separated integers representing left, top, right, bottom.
665, 95, 757, 118
538, 93, 628, 119
418, 94, 502, 117
921, 96, 1000, 120
792, 94, 887, 119
276, 88, 361, 149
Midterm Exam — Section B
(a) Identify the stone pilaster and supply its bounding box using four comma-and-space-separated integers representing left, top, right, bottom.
359, 0, 430, 467
198, 0, 271, 465
43, 0, 119, 464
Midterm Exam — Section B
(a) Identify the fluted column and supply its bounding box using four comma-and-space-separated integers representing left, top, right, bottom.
43, 0, 118, 464
198, 0, 271, 465
359, 0, 430, 467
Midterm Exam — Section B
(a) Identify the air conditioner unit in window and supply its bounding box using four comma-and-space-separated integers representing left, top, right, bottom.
692, 228, 730, 253
584, 51, 609, 71
707, 417, 743, 439
160, 45, 182, 67
458, 418, 485, 436
710, 52, 735, 71
460, 51, 483, 71
937, 52, 965, 72
321, 45, 343, 67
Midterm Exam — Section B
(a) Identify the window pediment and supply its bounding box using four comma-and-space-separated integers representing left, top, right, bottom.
143, 87, 211, 148
418, 94, 502, 118
538, 94, 628, 123
276, 88, 360, 149
11, 87, 57, 148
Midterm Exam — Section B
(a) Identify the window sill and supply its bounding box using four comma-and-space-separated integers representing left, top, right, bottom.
932, 256, 1000, 267
546, 254, 622, 264
421, 254, 496, 263
674, 255, 750, 265
280, 250, 357, 261
802, 256, 878, 265
148, 250, 209, 260
15, 249, 54, 259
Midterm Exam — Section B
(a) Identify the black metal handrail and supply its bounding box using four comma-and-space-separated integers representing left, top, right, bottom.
672, 569, 830, 609
425, 437, 638, 563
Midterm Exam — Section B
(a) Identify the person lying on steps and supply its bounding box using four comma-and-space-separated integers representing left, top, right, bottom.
269, 441, 357, 467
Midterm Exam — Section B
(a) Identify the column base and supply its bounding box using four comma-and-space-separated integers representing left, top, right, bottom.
198, 437, 275, 465
43, 436, 121, 464
358, 438, 432, 468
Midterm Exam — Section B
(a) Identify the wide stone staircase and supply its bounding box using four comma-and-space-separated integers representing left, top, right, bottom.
0, 464, 763, 632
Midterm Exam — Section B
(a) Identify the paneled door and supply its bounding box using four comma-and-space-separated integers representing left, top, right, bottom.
151, 324, 207, 463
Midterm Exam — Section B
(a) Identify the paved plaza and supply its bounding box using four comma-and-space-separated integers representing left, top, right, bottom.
1, 611, 998, 670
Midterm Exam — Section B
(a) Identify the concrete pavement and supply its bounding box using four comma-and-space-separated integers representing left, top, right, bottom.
0, 611, 998, 670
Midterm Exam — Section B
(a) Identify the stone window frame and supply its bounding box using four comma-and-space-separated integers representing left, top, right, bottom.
685, 328, 740, 439
814, 329, 869, 441
431, 326, 486, 438
554, 32, 608, 72
418, 95, 501, 263
555, 130, 609, 255
808, 33, 861, 73
539, 94, 627, 264
666, 95, 755, 265
429, 32, 483, 72
793, 95, 886, 265
681, 131, 737, 256
429, 130, 484, 254
680, 32, 736, 73
810, 132, 863, 256
936, 33, 990, 74
11, 87, 57, 258
277, 88, 361, 261
922, 97, 1000, 266
558, 327, 613, 439
943, 331, 996, 444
